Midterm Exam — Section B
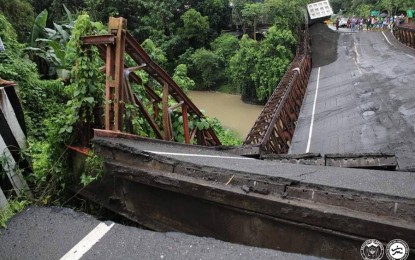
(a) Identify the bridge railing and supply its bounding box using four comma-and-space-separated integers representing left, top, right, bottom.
243, 29, 311, 156
0, 80, 32, 212
394, 24, 415, 48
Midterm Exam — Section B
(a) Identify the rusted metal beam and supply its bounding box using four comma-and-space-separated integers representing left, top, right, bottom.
81, 35, 115, 45
105, 40, 115, 130
162, 82, 172, 141
182, 105, 190, 144
113, 19, 126, 131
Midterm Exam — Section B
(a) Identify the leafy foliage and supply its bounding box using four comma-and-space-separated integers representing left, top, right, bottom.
0, 198, 28, 228
26, 7, 75, 78
189, 48, 221, 89
0, 0, 35, 41
141, 39, 167, 65
332, 0, 412, 16
254, 26, 296, 100
80, 151, 104, 186
173, 64, 195, 92
207, 118, 243, 146
229, 35, 259, 102
26, 14, 105, 200
242, 3, 264, 40
0, 14, 63, 139
179, 9, 210, 48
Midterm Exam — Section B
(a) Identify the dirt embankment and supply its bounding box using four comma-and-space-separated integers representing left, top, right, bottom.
309, 23, 339, 68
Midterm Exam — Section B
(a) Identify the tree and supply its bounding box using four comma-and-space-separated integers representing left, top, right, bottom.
230, 0, 249, 32
241, 3, 264, 40
178, 8, 210, 48
25, 6, 77, 79
211, 33, 239, 63
254, 26, 295, 101
211, 33, 239, 88
354, 3, 374, 17
188, 0, 231, 35
264, 0, 308, 32
189, 48, 220, 89
173, 64, 195, 92
229, 35, 259, 102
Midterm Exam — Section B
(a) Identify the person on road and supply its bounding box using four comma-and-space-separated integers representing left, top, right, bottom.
335, 18, 339, 30
371, 16, 377, 31
389, 16, 394, 30
382, 18, 388, 30
351, 17, 356, 32
366, 16, 372, 31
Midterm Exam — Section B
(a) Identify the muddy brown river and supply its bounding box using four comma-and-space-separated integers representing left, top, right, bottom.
189, 91, 263, 138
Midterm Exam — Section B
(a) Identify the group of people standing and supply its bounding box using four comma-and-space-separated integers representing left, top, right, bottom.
335, 15, 405, 32
365, 16, 402, 31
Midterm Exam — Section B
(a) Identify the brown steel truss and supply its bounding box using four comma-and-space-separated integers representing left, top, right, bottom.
244, 29, 312, 155
81, 17, 220, 146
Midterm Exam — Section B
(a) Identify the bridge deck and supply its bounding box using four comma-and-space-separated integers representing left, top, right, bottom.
88, 131, 415, 258
290, 24, 415, 170
94, 130, 415, 201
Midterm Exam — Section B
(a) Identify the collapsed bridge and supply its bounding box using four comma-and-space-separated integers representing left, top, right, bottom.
66, 16, 415, 259
0, 0, 414, 257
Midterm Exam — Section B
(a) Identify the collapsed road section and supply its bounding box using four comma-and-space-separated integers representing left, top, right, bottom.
74, 130, 415, 260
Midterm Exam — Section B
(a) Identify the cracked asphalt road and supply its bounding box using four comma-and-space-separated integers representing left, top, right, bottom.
290, 23, 415, 171
0, 207, 324, 260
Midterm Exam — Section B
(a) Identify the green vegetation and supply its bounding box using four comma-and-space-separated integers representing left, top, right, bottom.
0, 0, 34, 41
0, 198, 28, 228
0, 0, 310, 212
331, 0, 415, 16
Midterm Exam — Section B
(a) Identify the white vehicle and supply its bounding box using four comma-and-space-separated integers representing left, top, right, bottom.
339, 17, 348, 27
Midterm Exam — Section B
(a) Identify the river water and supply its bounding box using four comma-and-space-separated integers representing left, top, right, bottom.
188, 91, 263, 138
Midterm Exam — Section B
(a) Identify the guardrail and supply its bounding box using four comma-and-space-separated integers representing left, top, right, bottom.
393, 24, 415, 48
0, 80, 32, 212
243, 28, 312, 155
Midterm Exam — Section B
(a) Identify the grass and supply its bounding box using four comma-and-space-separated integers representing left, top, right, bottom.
0, 198, 28, 229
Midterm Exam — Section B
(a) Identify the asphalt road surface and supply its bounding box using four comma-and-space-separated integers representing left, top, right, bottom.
290, 24, 415, 171
0, 207, 324, 260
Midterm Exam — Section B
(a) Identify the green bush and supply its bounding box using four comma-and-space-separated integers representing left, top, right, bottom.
0, 0, 34, 41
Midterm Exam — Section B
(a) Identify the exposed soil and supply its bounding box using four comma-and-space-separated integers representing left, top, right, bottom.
309, 23, 339, 68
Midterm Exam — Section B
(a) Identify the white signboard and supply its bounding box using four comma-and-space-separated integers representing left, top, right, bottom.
307, 0, 333, 20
